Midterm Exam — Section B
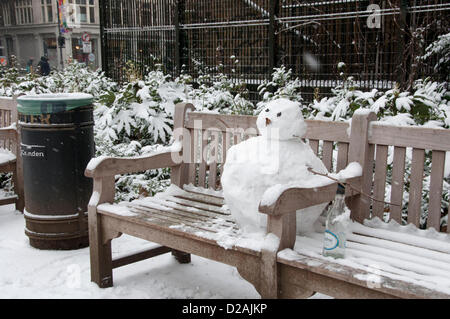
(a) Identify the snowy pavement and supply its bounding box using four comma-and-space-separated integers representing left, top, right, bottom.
0, 204, 329, 299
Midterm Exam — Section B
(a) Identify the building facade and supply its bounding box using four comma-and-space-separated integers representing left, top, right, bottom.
0, 0, 101, 71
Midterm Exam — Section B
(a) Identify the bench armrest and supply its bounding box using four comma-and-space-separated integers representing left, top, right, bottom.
85, 151, 182, 178
258, 176, 361, 216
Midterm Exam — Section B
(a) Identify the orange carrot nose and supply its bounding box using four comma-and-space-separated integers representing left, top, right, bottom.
265, 118, 272, 126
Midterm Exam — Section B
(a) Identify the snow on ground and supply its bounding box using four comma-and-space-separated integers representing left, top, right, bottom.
0, 204, 330, 299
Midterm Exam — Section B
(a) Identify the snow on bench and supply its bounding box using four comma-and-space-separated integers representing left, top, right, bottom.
0, 147, 16, 165
97, 183, 450, 298
97, 184, 267, 252
278, 216, 450, 298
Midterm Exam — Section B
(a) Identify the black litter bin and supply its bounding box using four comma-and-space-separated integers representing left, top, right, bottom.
17, 93, 95, 250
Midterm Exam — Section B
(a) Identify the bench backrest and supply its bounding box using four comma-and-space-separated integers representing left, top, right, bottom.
0, 96, 18, 154
174, 103, 450, 233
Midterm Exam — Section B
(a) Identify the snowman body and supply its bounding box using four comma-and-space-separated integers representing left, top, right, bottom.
221, 99, 329, 234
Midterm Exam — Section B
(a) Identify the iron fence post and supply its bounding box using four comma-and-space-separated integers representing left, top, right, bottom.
395, 0, 409, 88
268, 0, 279, 77
99, 0, 107, 74
174, 0, 183, 76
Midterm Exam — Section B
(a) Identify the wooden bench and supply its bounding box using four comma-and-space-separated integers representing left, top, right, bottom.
86, 102, 450, 298
0, 96, 24, 212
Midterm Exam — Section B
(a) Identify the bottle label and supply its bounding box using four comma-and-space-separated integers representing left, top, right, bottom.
324, 230, 339, 251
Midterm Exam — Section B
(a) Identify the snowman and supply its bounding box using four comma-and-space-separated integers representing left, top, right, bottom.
221, 98, 329, 234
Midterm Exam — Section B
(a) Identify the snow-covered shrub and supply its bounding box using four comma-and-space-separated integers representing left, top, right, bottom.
92, 71, 178, 201
256, 66, 304, 113
94, 70, 179, 157
0, 172, 14, 198
0, 55, 34, 96
47, 61, 118, 96
115, 169, 172, 202
0, 60, 117, 98
309, 76, 377, 121
184, 65, 254, 115
420, 32, 450, 79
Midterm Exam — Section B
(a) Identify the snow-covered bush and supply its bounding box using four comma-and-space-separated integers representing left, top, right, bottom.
0, 60, 117, 98
420, 32, 450, 79
310, 76, 449, 128
0, 55, 32, 96
183, 65, 254, 115
45, 61, 118, 96
94, 71, 175, 155
256, 66, 304, 113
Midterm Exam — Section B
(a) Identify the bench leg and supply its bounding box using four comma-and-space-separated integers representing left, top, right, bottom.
260, 247, 280, 298
90, 238, 113, 288
89, 211, 114, 288
172, 249, 191, 264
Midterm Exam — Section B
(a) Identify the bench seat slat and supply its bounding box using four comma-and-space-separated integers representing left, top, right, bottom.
162, 195, 228, 215
278, 249, 450, 299
306, 232, 450, 278
144, 197, 233, 221
130, 206, 234, 234
293, 218, 450, 297
98, 188, 237, 237
98, 204, 238, 244
348, 241, 450, 278
96, 200, 263, 258
351, 222, 450, 254
132, 204, 232, 228
277, 231, 450, 298
183, 184, 224, 199
175, 192, 224, 207
132, 201, 236, 227
348, 232, 450, 264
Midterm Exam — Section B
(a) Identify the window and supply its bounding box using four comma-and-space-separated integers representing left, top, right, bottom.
41, 0, 53, 23
15, 0, 34, 25
0, 5, 4, 26
3, 2, 16, 26
68, 0, 96, 24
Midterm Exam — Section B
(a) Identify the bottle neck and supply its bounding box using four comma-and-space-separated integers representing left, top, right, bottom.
331, 194, 346, 212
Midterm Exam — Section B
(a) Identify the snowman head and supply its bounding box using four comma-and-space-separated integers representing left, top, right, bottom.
256, 98, 307, 140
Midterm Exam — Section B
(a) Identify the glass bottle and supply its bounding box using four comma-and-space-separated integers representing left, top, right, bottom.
323, 184, 349, 259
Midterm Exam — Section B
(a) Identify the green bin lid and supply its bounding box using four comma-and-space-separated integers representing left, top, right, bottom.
17, 93, 94, 115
